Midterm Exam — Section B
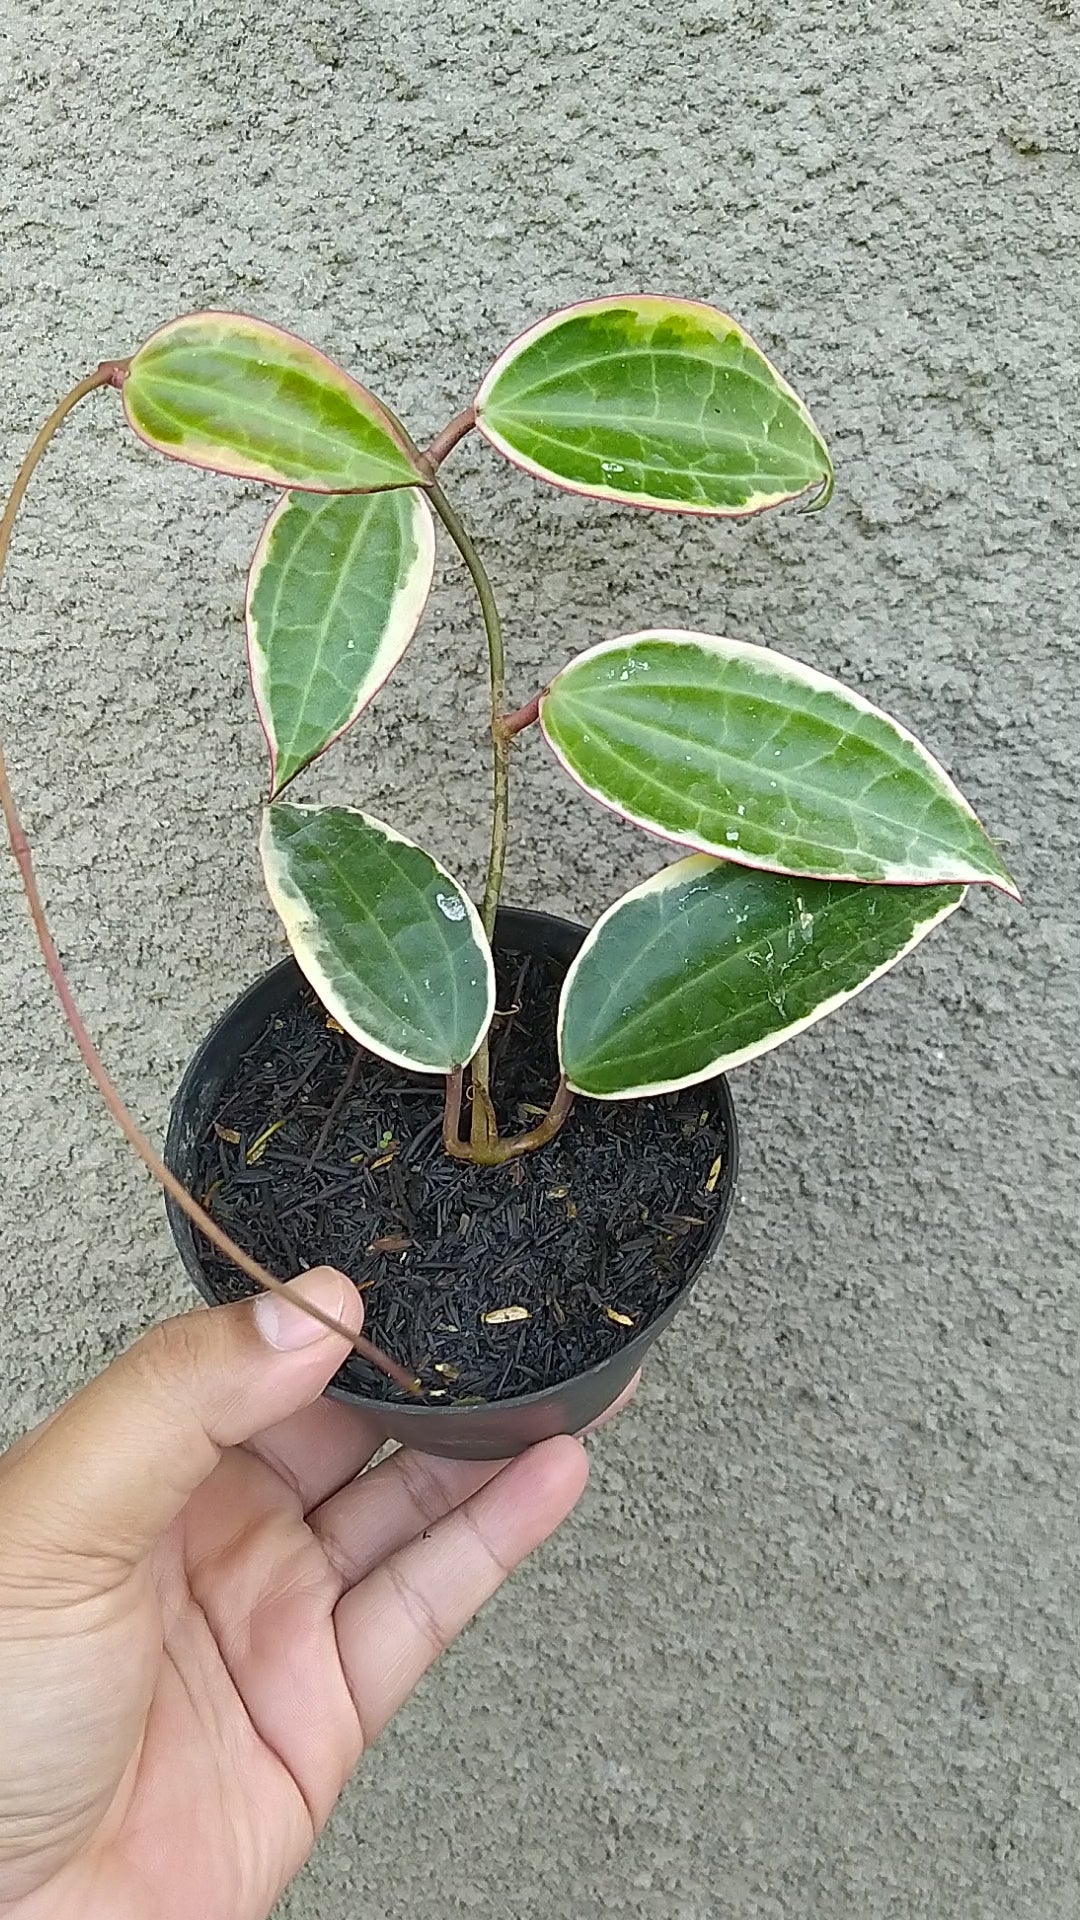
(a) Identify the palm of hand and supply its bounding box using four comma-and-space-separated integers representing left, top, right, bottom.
2, 1399, 585, 1920
75, 1444, 365, 1920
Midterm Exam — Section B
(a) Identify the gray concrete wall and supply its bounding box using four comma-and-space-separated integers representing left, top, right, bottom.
1, 3, 1077, 1914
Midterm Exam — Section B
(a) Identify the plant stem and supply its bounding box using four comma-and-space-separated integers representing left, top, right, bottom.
0, 363, 128, 570
501, 1077, 574, 1160
441, 1067, 465, 1157
0, 371, 419, 1395
424, 406, 476, 470
425, 479, 512, 1154
498, 690, 544, 738
442, 1073, 574, 1165
424, 489, 576, 1165
425, 479, 509, 940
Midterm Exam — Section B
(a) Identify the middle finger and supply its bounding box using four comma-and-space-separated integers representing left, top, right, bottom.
310, 1445, 507, 1590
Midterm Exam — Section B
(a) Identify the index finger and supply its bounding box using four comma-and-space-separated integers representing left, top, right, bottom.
333, 1435, 588, 1747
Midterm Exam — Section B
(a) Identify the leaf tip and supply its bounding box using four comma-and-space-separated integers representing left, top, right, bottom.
799, 463, 835, 514
968, 828, 1020, 903
993, 868, 1023, 904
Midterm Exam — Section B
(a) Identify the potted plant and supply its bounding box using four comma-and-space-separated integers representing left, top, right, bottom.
0, 296, 1018, 1459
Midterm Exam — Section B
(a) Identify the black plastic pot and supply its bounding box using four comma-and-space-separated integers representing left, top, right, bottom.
164, 907, 738, 1460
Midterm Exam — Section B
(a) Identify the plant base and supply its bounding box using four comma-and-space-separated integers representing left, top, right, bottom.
165, 909, 737, 1459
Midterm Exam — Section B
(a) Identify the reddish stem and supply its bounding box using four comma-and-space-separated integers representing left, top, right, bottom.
0, 372, 420, 1396
497, 1078, 575, 1161
497, 690, 545, 739
441, 1067, 465, 1157
441, 1071, 574, 1166
424, 406, 476, 471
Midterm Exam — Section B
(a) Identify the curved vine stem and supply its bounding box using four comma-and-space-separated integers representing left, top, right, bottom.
425, 479, 508, 940
425, 470, 576, 1164
0, 363, 127, 556
0, 371, 419, 1394
424, 478, 511, 1154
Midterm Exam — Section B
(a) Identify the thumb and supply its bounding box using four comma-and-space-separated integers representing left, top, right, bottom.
0, 1269, 362, 1577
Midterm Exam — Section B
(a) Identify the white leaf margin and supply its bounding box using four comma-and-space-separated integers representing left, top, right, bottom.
473, 294, 833, 518
260, 800, 495, 1076
247, 487, 437, 798
540, 630, 1020, 897
557, 853, 968, 1100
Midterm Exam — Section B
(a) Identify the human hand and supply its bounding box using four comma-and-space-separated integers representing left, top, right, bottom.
0, 1271, 596, 1920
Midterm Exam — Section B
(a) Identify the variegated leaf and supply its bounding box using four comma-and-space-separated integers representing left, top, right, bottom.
558, 856, 965, 1098
124, 312, 424, 492
474, 296, 832, 516
248, 488, 436, 796
541, 631, 1017, 895
261, 803, 494, 1074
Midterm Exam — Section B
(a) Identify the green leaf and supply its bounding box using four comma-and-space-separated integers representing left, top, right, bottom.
260, 803, 494, 1074
474, 295, 832, 516
558, 856, 965, 1099
541, 631, 1017, 895
124, 312, 425, 492
248, 488, 436, 797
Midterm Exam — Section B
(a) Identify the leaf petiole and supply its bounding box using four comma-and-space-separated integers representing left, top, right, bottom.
423, 406, 477, 471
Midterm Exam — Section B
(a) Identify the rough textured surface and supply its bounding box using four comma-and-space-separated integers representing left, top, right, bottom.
1, 2, 1077, 1914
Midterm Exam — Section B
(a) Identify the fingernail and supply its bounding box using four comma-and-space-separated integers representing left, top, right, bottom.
254, 1272, 347, 1351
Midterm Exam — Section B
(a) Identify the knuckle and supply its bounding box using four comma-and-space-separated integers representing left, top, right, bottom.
461, 1502, 513, 1580
384, 1558, 450, 1659
125, 1311, 208, 1396
395, 1451, 451, 1531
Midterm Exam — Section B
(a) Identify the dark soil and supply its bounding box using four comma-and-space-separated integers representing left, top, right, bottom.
191, 944, 732, 1405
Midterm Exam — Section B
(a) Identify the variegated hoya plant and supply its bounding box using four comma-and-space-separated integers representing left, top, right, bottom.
3, 296, 1018, 1188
